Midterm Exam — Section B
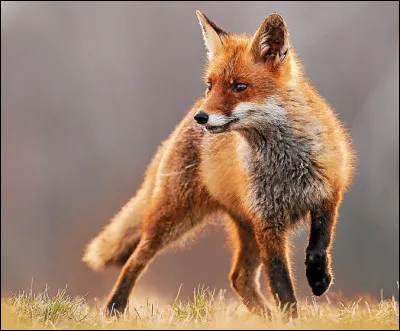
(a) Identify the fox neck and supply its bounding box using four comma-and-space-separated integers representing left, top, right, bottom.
232, 95, 293, 137
237, 114, 295, 157
234, 99, 329, 223
234, 93, 320, 176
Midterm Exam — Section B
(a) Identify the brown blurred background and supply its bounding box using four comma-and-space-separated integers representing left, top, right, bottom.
1, 1, 399, 302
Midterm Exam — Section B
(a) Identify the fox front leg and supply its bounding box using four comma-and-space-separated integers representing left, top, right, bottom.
306, 193, 342, 296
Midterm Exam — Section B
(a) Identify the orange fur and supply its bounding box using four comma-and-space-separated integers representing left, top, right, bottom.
83, 11, 355, 318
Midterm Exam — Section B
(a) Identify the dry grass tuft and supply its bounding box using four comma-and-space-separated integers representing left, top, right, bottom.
1, 285, 399, 330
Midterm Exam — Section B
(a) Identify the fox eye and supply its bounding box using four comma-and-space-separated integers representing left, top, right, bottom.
232, 83, 248, 93
206, 82, 212, 92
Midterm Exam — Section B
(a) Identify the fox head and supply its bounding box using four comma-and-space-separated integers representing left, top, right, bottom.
194, 11, 300, 134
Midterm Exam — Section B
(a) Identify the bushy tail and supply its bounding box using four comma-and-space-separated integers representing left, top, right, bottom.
82, 195, 145, 271
83, 141, 164, 271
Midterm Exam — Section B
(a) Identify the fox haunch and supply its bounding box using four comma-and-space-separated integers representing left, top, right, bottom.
83, 11, 355, 318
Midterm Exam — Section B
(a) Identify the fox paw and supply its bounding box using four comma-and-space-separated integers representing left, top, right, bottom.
305, 249, 333, 296
106, 297, 127, 316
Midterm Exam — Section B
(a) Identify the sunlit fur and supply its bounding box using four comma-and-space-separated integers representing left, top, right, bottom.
83, 11, 355, 318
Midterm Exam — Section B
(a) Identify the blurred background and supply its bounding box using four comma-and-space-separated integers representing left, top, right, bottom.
1, 1, 399, 303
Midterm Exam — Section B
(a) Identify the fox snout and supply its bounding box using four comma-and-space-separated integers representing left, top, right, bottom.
194, 110, 231, 127
193, 109, 238, 134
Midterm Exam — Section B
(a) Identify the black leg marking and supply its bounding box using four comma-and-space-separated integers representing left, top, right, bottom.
306, 201, 337, 296
255, 228, 298, 319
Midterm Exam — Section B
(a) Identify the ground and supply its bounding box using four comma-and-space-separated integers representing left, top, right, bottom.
1, 286, 399, 330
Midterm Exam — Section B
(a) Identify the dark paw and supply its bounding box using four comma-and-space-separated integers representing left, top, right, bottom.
305, 249, 333, 296
309, 272, 332, 296
106, 298, 127, 316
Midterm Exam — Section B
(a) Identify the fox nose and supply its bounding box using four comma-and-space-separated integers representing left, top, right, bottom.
194, 111, 209, 124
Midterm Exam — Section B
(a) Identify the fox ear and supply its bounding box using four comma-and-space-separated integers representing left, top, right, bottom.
251, 13, 289, 67
196, 10, 228, 61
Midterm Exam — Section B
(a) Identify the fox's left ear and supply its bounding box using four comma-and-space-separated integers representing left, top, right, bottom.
251, 13, 290, 67
196, 10, 229, 61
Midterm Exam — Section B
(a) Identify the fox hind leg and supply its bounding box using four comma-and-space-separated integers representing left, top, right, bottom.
253, 224, 298, 318
227, 215, 267, 314
105, 201, 212, 314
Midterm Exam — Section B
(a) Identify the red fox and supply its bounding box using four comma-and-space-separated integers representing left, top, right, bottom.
83, 11, 355, 318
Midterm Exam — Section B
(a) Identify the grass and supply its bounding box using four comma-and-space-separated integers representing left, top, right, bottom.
1, 285, 399, 330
